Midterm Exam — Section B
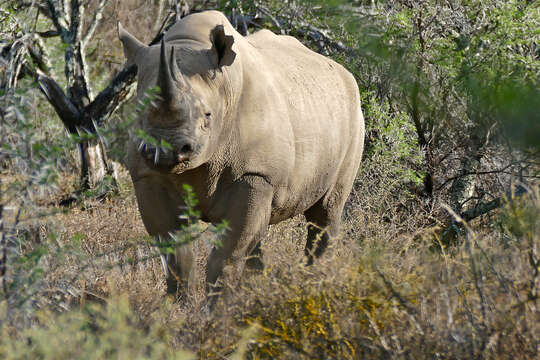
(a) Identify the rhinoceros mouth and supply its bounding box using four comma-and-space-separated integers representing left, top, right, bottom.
139, 144, 201, 176
138, 141, 195, 171
171, 160, 193, 174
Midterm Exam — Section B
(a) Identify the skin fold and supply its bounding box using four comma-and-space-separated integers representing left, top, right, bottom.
118, 10, 365, 295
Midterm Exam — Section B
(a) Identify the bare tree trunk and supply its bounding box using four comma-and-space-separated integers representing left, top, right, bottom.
4, 1, 187, 193
80, 139, 110, 189
35, 67, 122, 192
40, 0, 115, 191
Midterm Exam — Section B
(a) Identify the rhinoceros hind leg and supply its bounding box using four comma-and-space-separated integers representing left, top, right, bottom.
304, 182, 351, 265
304, 201, 337, 265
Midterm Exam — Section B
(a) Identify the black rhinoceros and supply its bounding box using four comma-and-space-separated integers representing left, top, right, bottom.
118, 10, 364, 294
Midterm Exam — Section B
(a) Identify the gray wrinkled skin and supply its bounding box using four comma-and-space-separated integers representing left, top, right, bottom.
118, 11, 365, 294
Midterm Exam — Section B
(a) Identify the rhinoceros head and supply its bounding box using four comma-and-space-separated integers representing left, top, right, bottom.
118, 22, 236, 173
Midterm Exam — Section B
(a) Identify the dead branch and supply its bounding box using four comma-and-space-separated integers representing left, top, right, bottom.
85, 65, 137, 128
35, 70, 81, 132
441, 184, 532, 245
461, 185, 529, 222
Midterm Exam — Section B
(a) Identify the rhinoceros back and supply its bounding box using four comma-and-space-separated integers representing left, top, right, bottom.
241, 29, 364, 221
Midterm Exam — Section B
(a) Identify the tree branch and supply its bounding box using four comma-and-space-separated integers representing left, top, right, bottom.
44, 0, 69, 40
441, 184, 532, 245
0, 34, 53, 86
257, 5, 283, 33
36, 70, 81, 133
236, 4, 352, 55
61, 0, 90, 108
36, 30, 60, 38
151, 0, 168, 35
436, 162, 516, 191
69, 0, 83, 41
81, 0, 106, 47
85, 64, 137, 128
461, 185, 529, 222
27, 35, 53, 75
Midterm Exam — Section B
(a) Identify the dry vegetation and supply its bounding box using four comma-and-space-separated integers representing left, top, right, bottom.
1, 0, 539, 359
1, 164, 538, 359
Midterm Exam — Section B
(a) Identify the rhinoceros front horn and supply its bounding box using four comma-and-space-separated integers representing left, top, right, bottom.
158, 38, 186, 106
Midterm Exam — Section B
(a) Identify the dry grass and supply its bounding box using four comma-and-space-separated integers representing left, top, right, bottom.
2, 168, 535, 359
1, 131, 537, 358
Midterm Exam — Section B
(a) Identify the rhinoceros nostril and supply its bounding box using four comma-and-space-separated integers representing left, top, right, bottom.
177, 143, 193, 162
180, 143, 193, 155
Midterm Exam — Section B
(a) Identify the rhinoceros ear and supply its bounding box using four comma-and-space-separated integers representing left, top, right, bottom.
209, 25, 236, 68
118, 22, 146, 66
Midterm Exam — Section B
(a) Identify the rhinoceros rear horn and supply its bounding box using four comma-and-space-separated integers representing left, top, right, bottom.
158, 38, 187, 107
210, 25, 236, 68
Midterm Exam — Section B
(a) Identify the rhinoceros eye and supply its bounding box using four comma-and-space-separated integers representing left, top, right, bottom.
202, 112, 211, 129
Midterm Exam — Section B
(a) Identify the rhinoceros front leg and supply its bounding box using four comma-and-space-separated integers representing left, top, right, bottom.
206, 175, 273, 294
132, 176, 193, 294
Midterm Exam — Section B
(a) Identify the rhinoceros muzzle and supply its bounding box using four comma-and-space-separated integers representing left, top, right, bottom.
139, 139, 196, 170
